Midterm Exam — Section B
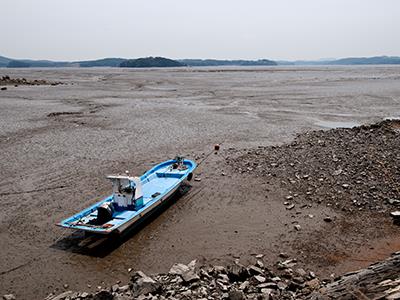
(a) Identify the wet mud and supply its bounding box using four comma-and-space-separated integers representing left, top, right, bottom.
0, 66, 400, 299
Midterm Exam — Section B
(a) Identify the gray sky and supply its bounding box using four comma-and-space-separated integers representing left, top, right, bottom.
1, 0, 400, 61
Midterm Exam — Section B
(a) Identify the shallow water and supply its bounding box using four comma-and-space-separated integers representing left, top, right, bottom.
315, 120, 361, 129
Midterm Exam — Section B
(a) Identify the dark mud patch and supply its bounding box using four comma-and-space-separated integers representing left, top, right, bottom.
47, 111, 83, 117
0, 75, 64, 86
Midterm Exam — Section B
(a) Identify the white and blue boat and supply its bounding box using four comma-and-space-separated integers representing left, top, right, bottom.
57, 157, 196, 235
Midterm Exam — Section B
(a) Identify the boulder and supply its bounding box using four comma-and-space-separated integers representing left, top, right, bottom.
131, 271, 161, 296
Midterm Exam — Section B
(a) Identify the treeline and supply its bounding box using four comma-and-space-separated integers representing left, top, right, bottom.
179, 59, 277, 66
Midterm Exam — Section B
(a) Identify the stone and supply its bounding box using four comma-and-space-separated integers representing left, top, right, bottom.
279, 253, 289, 258
388, 199, 400, 206
119, 285, 129, 292
258, 282, 278, 289
286, 204, 295, 210
169, 263, 190, 275
294, 224, 301, 231
254, 275, 266, 283
239, 281, 250, 290
93, 290, 114, 300
323, 216, 333, 222
248, 265, 264, 275
256, 260, 264, 268
227, 263, 249, 282
2, 295, 16, 300
112, 284, 119, 292
0, 87, 7, 91
181, 270, 200, 283
49, 291, 73, 300
387, 292, 400, 300
306, 278, 320, 290
228, 290, 245, 300
131, 271, 161, 296
390, 211, 400, 219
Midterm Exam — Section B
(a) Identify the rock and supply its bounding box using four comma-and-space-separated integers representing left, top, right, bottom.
390, 211, 400, 219
49, 291, 73, 300
279, 252, 289, 258
181, 270, 200, 283
254, 275, 266, 283
131, 271, 161, 296
306, 278, 320, 290
1, 87, 7, 91
228, 290, 245, 300
255, 254, 264, 258
258, 282, 278, 289
119, 285, 129, 292
388, 199, 400, 206
169, 263, 190, 275
387, 292, 400, 300
294, 224, 301, 231
286, 204, 295, 210
323, 217, 333, 222
213, 265, 226, 274
256, 260, 264, 268
239, 281, 250, 290
112, 284, 120, 292
2, 295, 16, 300
296, 268, 307, 277
248, 265, 264, 275
93, 290, 114, 300
227, 264, 249, 282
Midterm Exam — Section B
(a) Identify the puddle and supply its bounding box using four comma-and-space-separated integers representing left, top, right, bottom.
315, 120, 360, 129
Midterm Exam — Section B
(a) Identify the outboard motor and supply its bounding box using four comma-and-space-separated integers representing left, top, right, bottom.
96, 202, 115, 224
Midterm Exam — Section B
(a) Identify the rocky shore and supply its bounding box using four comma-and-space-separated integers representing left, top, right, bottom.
226, 119, 400, 214
0, 75, 63, 89
29, 252, 400, 300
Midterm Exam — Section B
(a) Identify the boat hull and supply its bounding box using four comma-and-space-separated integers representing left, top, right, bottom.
57, 159, 196, 235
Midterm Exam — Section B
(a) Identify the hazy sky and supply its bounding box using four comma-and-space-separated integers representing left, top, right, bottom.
1, 0, 400, 61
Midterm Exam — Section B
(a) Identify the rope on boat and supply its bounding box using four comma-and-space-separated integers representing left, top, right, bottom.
196, 143, 221, 167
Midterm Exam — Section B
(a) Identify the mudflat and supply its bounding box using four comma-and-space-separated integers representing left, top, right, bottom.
0, 66, 399, 299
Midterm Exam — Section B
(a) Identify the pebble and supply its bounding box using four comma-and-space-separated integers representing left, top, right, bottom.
286, 204, 295, 210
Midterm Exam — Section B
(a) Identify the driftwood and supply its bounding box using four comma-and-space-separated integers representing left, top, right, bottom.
309, 252, 400, 300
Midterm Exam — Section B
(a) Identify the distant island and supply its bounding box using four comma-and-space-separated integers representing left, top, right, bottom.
277, 56, 400, 66
178, 59, 277, 66
120, 57, 185, 68
1, 55, 400, 68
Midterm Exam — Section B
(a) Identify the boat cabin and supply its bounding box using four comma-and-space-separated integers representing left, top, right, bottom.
106, 175, 144, 210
